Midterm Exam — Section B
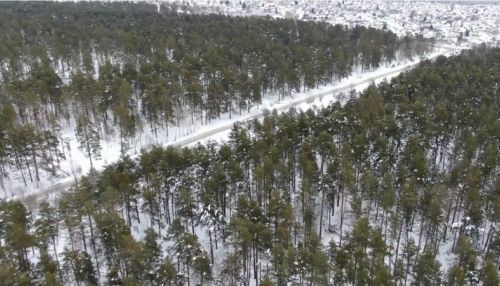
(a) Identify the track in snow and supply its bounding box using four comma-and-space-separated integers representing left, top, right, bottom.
18, 46, 462, 209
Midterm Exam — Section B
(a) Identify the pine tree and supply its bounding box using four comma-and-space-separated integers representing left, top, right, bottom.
221, 252, 243, 286
260, 275, 273, 286
414, 250, 441, 286
62, 249, 98, 286
176, 187, 197, 234
447, 265, 466, 286
142, 228, 161, 283
481, 259, 499, 286
0, 260, 31, 286
192, 251, 211, 285
0, 201, 34, 274
36, 250, 62, 286
75, 115, 101, 170
35, 202, 60, 272
155, 258, 179, 286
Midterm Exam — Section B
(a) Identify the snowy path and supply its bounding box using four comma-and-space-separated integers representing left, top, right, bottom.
18, 46, 461, 209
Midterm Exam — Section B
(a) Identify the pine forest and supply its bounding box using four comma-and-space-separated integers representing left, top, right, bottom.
0, 1, 498, 286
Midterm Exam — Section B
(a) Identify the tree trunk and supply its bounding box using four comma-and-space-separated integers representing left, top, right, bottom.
209, 230, 214, 263
339, 189, 345, 247
393, 217, 404, 274
319, 190, 325, 238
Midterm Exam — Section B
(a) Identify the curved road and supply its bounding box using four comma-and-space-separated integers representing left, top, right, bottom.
19, 46, 461, 209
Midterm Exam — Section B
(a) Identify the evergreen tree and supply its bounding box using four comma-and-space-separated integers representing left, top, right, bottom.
481, 259, 499, 286
76, 115, 101, 170
62, 249, 98, 286
415, 250, 442, 286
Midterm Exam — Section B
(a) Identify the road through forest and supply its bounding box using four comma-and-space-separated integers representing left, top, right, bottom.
17, 45, 462, 209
